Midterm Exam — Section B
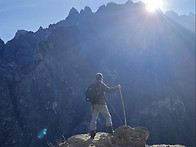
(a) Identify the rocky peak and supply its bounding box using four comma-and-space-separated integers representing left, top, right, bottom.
96, 1, 145, 15
68, 7, 79, 18
0, 38, 4, 45
80, 6, 93, 16
96, 4, 106, 13
66, 7, 80, 25
14, 29, 29, 39
38, 26, 44, 31
125, 0, 134, 5
0, 38, 5, 59
0, 38, 4, 50
136, 1, 145, 6
106, 2, 118, 7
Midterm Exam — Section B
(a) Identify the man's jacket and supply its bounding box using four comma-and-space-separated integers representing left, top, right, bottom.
92, 80, 119, 105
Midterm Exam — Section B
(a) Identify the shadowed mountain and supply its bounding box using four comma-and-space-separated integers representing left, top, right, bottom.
0, 1, 195, 147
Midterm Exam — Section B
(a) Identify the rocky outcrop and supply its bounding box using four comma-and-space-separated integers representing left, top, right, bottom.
59, 126, 149, 147
59, 126, 185, 147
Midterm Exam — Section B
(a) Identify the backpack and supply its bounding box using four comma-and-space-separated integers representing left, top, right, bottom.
85, 82, 100, 104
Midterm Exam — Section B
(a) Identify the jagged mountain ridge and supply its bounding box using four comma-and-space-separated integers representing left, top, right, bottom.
0, 1, 195, 68
0, 1, 195, 147
165, 11, 195, 33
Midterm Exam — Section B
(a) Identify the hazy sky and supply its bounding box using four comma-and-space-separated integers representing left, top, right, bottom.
0, 0, 195, 42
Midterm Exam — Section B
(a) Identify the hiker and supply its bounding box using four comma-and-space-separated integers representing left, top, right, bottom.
89, 73, 121, 139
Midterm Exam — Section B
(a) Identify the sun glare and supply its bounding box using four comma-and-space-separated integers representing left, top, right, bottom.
146, 0, 162, 12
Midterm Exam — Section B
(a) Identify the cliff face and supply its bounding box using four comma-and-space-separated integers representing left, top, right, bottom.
0, 75, 23, 146
0, 1, 195, 147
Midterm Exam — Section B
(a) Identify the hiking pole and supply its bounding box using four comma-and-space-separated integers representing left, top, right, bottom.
119, 88, 127, 126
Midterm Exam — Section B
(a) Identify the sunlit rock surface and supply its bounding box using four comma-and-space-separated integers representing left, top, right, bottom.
59, 126, 149, 147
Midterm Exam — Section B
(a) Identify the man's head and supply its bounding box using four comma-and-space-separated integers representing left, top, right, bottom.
96, 73, 103, 81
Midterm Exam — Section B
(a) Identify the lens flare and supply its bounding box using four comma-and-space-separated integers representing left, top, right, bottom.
37, 128, 47, 139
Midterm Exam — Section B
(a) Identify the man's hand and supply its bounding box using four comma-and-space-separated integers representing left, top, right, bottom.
118, 84, 121, 89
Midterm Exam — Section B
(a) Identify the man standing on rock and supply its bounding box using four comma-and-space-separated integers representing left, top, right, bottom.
89, 73, 121, 139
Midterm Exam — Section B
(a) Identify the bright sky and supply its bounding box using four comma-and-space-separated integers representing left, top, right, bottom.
0, 0, 195, 42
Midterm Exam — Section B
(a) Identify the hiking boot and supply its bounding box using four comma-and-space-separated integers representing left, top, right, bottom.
107, 126, 114, 134
90, 130, 96, 139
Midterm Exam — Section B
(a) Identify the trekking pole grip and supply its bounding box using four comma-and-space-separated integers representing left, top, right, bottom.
119, 88, 127, 126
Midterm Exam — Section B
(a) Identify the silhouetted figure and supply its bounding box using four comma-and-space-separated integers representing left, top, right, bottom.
89, 73, 121, 139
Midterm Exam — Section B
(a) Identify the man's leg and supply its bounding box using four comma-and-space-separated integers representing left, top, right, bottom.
90, 104, 99, 138
99, 105, 113, 134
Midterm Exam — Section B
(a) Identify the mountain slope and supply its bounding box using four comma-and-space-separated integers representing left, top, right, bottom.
0, 1, 195, 147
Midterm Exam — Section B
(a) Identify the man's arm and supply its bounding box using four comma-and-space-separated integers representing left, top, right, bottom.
101, 82, 120, 93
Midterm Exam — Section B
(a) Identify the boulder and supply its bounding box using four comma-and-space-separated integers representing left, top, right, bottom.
59, 125, 149, 147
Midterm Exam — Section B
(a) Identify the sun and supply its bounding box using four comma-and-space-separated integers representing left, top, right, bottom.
146, 0, 163, 12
